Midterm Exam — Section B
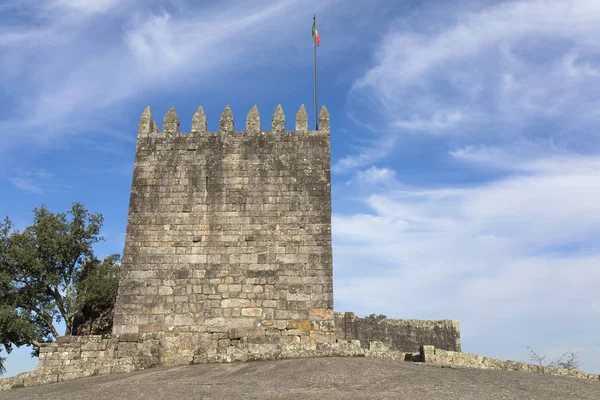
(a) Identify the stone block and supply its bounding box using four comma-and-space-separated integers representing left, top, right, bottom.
22, 373, 58, 388
221, 298, 252, 308
287, 320, 311, 330
369, 341, 389, 352
165, 313, 195, 326
81, 340, 109, 352
57, 371, 84, 382
228, 284, 242, 292
241, 308, 263, 317
217, 284, 228, 293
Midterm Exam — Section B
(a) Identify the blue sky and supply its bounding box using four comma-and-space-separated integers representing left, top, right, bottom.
2, 0, 600, 377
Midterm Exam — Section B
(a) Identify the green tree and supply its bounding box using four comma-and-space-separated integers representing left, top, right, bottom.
72, 254, 120, 336
0, 203, 118, 373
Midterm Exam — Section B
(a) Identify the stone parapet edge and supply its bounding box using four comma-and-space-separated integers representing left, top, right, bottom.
418, 345, 600, 382
3, 341, 599, 391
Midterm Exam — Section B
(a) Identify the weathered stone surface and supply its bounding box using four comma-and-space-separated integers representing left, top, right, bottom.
5, 358, 600, 400
272, 104, 285, 132
420, 346, 600, 381
295, 104, 308, 131
335, 312, 461, 352
3, 337, 598, 391
138, 106, 153, 136
112, 105, 335, 366
246, 105, 260, 133
163, 107, 180, 134
319, 105, 330, 132
191, 106, 207, 133
219, 105, 234, 132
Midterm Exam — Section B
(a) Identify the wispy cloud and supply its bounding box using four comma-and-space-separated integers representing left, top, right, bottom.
333, 154, 600, 372
332, 136, 397, 174
338, 0, 600, 174
450, 141, 600, 175
355, 0, 600, 127
394, 111, 467, 133
0, 0, 349, 150
4, 168, 69, 194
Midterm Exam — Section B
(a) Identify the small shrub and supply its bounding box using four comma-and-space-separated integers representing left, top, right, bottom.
527, 346, 580, 370
365, 313, 387, 320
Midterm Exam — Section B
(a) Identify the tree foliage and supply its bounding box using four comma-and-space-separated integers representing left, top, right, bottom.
72, 254, 120, 336
366, 313, 387, 320
0, 203, 119, 373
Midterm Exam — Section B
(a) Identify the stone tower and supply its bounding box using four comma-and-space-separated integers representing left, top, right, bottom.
111, 104, 335, 364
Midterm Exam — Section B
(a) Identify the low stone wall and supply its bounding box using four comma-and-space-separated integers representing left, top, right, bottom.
335, 312, 461, 352
5, 340, 599, 390
0, 335, 367, 390
419, 345, 600, 381
0, 335, 160, 390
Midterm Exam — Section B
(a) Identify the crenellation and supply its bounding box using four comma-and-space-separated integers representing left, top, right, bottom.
220, 105, 234, 133
191, 106, 207, 133
246, 105, 261, 133
272, 104, 285, 132
163, 107, 180, 134
296, 105, 308, 131
138, 106, 153, 136
319, 106, 330, 132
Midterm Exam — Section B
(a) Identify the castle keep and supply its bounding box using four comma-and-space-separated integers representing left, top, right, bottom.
1, 105, 462, 388
113, 104, 337, 363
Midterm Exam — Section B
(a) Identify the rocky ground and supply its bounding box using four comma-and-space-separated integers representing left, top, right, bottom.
3, 357, 600, 400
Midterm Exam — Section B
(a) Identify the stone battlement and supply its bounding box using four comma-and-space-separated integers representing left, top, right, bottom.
138, 104, 330, 137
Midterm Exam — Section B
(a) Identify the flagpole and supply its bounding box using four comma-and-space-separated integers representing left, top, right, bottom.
313, 15, 319, 130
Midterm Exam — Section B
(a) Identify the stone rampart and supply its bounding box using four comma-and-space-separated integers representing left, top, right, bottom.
0, 336, 160, 390
0, 337, 395, 390
335, 312, 461, 352
419, 345, 600, 381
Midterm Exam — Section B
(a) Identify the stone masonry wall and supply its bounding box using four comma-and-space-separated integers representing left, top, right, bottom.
335, 312, 461, 352
0, 336, 160, 390
111, 104, 335, 365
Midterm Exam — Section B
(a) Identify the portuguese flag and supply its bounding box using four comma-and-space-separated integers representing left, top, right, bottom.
312, 16, 320, 47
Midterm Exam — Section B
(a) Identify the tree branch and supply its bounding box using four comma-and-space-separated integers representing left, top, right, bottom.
46, 284, 69, 326
45, 318, 60, 339
18, 302, 61, 340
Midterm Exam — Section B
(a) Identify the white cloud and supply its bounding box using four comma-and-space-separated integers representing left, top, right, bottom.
394, 111, 466, 133
352, 166, 397, 186
333, 154, 600, 372
332, 136, 396, 174
337, 0, 600, 174
450, 142, 600, 175
49, 0, 122, 14
3, 169, 70, 194
0, 0, 349, 149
